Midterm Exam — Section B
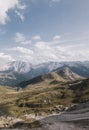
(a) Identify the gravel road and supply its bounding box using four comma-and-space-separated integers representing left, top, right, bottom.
1, 102, 89, 130
34, 102, 89, 130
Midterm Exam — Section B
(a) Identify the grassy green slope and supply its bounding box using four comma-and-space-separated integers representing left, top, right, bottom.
0, 70, 88, 119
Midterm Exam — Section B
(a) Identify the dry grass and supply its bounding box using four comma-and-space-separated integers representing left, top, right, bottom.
0, 78, 89, 119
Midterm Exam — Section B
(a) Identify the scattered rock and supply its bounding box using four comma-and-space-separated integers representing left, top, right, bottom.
0, 116, 23, 128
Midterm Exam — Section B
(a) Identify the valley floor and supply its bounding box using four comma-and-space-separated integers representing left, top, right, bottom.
0, 107, 89, 130
0, 77, 89, 129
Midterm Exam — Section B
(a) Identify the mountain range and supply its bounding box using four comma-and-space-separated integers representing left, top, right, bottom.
0, 61, 89, 128
0, 60, 89, 86
18, 66, 85, 88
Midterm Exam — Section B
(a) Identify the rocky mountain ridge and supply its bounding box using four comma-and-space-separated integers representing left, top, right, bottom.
0, 61, 89, 86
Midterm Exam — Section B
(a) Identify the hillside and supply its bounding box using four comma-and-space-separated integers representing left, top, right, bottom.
0, 69, 86, 116
18, 67, 85, 88
0, 61, 62, 86
56, 66, 85, 81
0, 61, 89, 87
0, 77, 89, 128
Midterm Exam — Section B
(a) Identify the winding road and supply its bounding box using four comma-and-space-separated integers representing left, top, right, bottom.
1, 102, 89, 130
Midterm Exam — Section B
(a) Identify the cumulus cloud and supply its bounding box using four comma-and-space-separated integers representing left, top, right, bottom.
10, 34, 67, 64
0, 52, 13, 60
15, 32, 32, 45
10, 46, 34, 62
15, 32, 42, 45
0, 52, 14, 65
15, 32, 25, 43
8, 34, 89, 64
0, 0, 26, 24
11, 47, 33, 55
32, 35, 41, 41
53, 35, 61, 40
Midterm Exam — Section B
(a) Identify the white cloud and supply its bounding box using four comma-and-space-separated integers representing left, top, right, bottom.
32, 35, 41, 41
16, 2, 26, 10
53, 35, 61, 41
35, 41, 49, 49
10, 34, 89, 64
15, 32, 25, 43
15, 33, 42, 45
15, 32, 32, 45
9, 42, 89, 64
15, 10, 25, 22
0, 53, 13, 60
11, 47, 33, 55
0, 0, 26, 24
0, 52, 14, 65
21, 40, 32, 45
10, 47, 34, 62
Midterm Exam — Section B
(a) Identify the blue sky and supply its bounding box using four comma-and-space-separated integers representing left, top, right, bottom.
0, 0, 89, 65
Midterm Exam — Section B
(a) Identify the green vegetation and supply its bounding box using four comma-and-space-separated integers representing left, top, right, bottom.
0, 78, 88, 119
0, 66, 89, 125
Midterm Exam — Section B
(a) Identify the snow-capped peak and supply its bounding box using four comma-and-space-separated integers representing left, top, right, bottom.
0, 61, 32, 74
